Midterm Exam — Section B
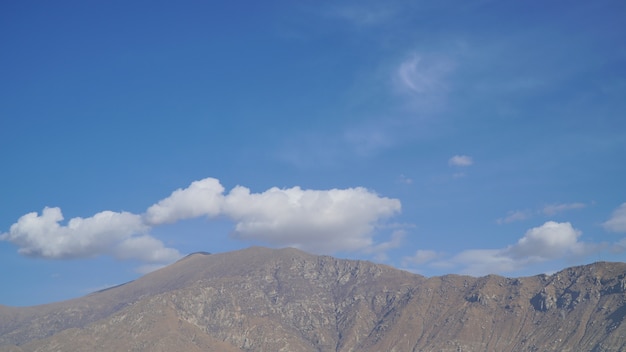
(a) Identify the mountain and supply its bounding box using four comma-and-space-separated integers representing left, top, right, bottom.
1, 247, 625, 351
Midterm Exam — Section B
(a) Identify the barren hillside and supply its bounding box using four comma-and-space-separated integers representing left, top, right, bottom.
1, 247, 625, 351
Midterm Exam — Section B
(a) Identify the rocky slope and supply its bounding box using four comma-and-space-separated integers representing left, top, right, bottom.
1, 247, 625, 351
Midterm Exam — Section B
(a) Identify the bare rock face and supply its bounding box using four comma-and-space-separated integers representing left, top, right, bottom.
1, 247, 625, 352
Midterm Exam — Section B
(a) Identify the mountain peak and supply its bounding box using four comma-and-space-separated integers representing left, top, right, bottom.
1, 248, 625, 351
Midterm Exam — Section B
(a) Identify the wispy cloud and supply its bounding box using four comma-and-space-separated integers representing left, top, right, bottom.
603, 203, 626, 233
343, 122, 397, 157
498, 202, 588, 224
395, 54, 455, 99
365, 229, 406, 262
448, 155, 473, 167
402, 249, 441, 266
326, 3, 399, 27
496, 210, 531, 224
397, 174, 413, 185
541, 202, 586, 216
277, 50, 456, 166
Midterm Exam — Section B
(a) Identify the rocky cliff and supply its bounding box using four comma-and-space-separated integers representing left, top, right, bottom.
1, 247, 625, 351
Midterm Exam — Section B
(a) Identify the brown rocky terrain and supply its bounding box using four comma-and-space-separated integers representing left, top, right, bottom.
1, 246, 625, 351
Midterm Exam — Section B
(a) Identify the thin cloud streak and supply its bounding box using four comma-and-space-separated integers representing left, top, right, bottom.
497, 210, 531, 224
542, 202, 586, 216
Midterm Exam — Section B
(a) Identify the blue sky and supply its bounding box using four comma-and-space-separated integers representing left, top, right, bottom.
1, 0, 625, 306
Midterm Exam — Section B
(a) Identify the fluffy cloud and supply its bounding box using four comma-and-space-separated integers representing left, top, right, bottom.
2, 177, 403, 263
603, 203, 626, 233
439, 221, 595, 276
448, 155, 473, 167
147, 177, 403, 253
0, 207, 179, 263
144, 177, 224, 225
222, 185, 401, 253
506, 221, 585, 260
114, 236, 181, 263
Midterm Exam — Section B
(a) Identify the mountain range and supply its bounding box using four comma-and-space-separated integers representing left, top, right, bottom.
1, 247, 625, 351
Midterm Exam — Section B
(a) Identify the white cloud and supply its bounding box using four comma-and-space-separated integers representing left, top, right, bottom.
436, 221, 596, 276
2, 177, 403, 264
0, 207, 179, 263
448, 155, 473, 167
506, 221, 585, 260
392, 53, 456, 116
402, 249, 441, 266
145, 177, 224, 225
396, 54, 452, 95
115, 236, 181, 263
222, 185, 401, 253
447, 249, 517, 275
496, 210, 531, 224
542, 202, 586, 216
603, 203, 626, 233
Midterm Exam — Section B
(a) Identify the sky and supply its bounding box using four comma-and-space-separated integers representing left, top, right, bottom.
1, 0, 625, 307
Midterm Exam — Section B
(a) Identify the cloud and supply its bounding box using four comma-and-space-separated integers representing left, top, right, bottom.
506, 221, 586, 260
222, 185, 401, 253
398, 174, 413, 184
0, 207, 179, 263
497, 202, 587, 224
396, 54, 453, 95
144, 177, 403, 254
343, 123, 396, 157
327, 3, 398, 27
496, 210, 531, 224
436, 221, 597, 276
2, 177, 404, 264
541, 202, 586, 216
611, 238, 626, 254
603, 203, 626, 233
364, 229, 406, 262
144, 177, 224, 225
115, 236, 181, 263
446, 249, 517, 275
448, 155, 473, 167
402, 249, 441, 266
391, 53, 456, 116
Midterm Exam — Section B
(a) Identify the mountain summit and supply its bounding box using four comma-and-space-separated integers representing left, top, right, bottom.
1, 247, 625, 351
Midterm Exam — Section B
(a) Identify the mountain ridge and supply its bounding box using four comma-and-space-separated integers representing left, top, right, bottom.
1, 247, 625, 351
